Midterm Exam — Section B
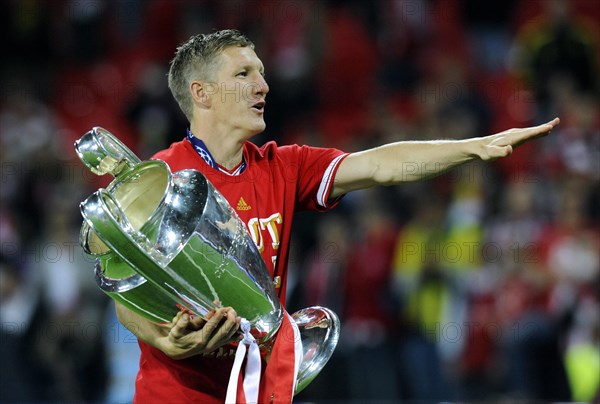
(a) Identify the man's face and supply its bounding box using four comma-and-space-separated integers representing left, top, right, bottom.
206, 46, 269, 137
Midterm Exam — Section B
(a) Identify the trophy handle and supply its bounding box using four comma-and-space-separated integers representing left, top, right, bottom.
292, 306, 340, 395
80, 221, 109, 256
94, 258, 146, 293
80, 189, 216, 318
75, 127, 141, 177
81, 218, 149, 293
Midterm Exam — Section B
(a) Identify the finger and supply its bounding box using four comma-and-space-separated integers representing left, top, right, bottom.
204, 308, 217, 320
208, 308, 234, 335
170, 313, 191, 339
199, 308, 229, 340
546, 117, 560, 128
220, 308, 241, 339
534, 118, 559, 134
216, 307, 231, 325
207, 310, 240, 348
481, 143, 514, 161
529, 118, 559, 130
228, 328, 244, 344
225, 307, 238, 320
171, 310, 185, 325
223, 317, 242, 343
514, 118, 560, 144
492, 145, 512, 159
187, 314, 208, 331
221, 326, 241, 345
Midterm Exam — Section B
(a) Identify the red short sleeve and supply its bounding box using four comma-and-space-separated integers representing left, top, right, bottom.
278, 144, 349, 212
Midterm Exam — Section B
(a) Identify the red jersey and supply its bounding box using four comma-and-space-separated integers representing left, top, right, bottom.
133, 138, 348, 403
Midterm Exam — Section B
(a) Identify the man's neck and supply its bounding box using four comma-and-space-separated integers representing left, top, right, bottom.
189, 123, 245, 170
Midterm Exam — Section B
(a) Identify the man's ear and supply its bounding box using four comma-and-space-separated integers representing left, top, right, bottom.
190, 80, 211, 108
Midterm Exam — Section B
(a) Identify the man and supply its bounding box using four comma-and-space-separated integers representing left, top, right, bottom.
116, 29, 559, 403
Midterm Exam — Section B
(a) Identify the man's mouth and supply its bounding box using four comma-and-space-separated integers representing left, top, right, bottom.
251, 100, 265, 113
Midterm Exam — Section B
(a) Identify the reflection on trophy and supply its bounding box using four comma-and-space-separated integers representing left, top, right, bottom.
75, 127, 340, 393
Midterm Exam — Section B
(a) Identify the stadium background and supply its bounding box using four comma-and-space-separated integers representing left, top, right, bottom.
1, 0, 599, 402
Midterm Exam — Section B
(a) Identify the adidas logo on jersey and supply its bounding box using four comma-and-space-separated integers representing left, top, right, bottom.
236, 197, 251, 211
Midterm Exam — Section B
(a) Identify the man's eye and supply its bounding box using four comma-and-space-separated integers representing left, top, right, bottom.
237, 71, 247, 77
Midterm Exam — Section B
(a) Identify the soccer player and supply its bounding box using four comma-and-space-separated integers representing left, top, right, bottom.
116, 29, 559, 403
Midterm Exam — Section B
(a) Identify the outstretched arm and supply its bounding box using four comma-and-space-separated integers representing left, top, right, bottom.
331, 118, 559, 197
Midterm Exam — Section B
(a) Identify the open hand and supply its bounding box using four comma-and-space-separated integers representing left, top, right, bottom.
478, 118, 560, 161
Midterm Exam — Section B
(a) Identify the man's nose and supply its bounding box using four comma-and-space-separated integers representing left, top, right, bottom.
254, 74, 269, 95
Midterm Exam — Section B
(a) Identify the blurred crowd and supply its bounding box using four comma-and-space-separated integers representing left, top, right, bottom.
1, 0, 599, 403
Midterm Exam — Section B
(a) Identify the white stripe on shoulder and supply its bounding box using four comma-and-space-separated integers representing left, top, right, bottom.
316, 154, 348, 208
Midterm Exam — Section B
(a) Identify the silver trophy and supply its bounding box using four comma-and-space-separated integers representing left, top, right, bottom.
76, 127, 339, 393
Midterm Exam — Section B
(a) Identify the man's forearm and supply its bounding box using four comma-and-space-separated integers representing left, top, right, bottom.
115, 302, 169, 348
361, 139, 478, 184
332, 139, 478, 196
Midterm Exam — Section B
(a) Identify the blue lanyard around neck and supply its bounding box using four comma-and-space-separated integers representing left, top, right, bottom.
186, 129, 246, 175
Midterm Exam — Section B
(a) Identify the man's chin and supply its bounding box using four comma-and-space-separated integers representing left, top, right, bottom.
248, 123, 266, 137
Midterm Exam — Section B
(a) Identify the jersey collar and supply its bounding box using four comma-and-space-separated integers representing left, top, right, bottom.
186, 129, 247, 176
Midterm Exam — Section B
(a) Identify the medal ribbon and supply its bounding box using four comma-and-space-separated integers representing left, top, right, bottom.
186, 129, 246, 175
